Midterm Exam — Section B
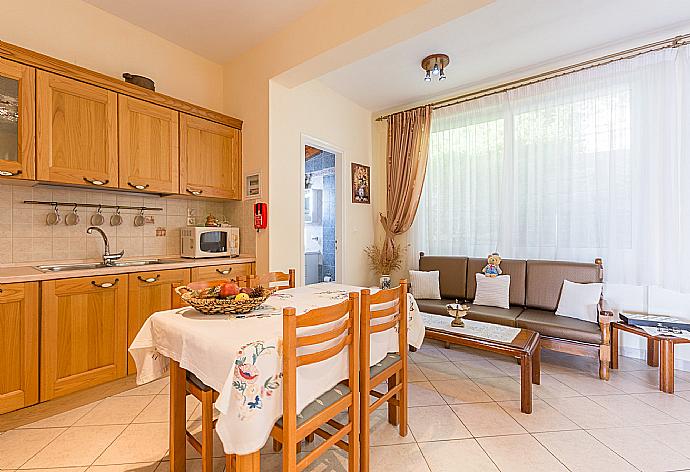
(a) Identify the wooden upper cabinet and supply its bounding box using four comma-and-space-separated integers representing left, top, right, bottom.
0, 282, 39, 414
127, 268, 189, 373
41, 275, 127, 401
180, 113, 242, 200
118, 96, 179, 193
0, 59, 35, 181
36, 71, 118, 188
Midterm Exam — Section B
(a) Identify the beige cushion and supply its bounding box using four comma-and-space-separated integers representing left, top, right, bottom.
416, 298, 455, 316
419, 255, 467, 300
466, 304, 524, 327
556, 280, 602, 323
525, 260, 602, 311
473, 274, 510, 309
467, 258, 526, 306
409, 270, 441, 299
516, 309, 602, 344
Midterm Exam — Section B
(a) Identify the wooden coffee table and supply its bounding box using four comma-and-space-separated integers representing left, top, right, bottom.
611, 321, 690, 394
422, 313, 541, 414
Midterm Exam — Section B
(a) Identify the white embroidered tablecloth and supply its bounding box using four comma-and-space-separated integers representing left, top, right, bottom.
129, 282, 425, 455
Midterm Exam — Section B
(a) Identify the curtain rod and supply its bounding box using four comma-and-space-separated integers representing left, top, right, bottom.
375, 33, 690, 121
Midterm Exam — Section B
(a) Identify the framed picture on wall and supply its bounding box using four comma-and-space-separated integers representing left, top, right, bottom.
351, 163, 370, 204
245, 172, 262, 199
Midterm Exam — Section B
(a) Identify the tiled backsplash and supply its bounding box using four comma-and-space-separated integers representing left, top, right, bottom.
0, 182, 256, 265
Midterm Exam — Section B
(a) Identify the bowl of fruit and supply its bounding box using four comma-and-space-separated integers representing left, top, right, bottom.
175, 280, 276, 315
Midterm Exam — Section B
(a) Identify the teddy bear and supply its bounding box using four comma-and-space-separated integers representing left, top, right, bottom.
482, 253, 502, 277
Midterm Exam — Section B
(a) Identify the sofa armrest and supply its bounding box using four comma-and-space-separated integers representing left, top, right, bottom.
599, 298, 615, 325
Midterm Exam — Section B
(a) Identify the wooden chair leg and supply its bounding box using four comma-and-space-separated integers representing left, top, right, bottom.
272, 438, 282, 452
399, 368, 407, 437
225, 454, 236, 472
201, 389, 214, 472
305, 433, 315, 443
348, 390, 360, 472
387, 373, 399, 426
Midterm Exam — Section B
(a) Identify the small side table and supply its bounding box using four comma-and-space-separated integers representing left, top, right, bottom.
611, 321, 690, 393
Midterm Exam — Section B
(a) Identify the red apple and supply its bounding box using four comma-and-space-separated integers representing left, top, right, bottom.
219, 282, 240, 298
240, 287, 252, 294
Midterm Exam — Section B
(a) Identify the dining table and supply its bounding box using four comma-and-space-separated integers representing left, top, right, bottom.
129, 282, 426, 472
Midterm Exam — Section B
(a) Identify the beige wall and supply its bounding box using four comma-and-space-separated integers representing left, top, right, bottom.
269, 80, 374, 286
2, 0, 224, 110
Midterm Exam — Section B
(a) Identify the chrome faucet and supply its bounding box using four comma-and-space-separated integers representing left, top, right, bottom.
86, 226, 124, 266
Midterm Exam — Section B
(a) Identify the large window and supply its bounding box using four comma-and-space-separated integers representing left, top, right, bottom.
415, 46, 690, 291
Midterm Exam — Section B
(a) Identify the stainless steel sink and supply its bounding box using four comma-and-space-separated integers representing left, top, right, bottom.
35, 259, 182, 272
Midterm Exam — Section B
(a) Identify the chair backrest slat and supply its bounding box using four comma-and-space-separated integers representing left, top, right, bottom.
297, 334, 352, 367
297, 319, 351, 347
370, 315, 401, 334
249, 269, 296, 291
296, 300, 350, 328
370, 301, 400, 319
360, 280, 408, 366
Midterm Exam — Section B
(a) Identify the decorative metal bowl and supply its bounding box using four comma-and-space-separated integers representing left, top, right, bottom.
446, 299, 470, 327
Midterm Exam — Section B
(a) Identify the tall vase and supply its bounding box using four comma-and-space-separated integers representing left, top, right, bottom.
379, 275, 391, 290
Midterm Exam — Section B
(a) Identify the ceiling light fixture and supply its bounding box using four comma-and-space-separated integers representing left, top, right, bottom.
421, 54, 450, 83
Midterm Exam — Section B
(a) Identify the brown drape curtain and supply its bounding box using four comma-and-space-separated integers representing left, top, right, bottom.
381, 105, 432, 258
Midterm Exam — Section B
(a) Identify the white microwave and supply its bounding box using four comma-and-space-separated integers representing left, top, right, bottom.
181, 227, 240, 258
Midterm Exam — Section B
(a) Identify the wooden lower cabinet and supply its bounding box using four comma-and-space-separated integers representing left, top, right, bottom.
191, 263, 254, 283
0, 282, 39, 414
41, 275, 127, 401
127, 268, 190, 373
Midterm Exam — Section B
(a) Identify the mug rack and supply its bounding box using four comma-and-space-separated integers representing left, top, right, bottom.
23, 200, 164, 212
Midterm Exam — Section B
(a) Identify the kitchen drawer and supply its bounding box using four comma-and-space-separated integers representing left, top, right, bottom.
191, 263, 254, 283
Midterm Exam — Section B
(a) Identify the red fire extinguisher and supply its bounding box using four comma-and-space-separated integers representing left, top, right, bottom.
254, 202, 267, 231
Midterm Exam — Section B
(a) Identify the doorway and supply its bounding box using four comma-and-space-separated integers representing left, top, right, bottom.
303, 143, 338, 285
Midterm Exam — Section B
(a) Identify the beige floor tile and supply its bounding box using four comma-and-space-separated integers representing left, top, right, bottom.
430, 378, 493, 404
473, 376, 523, 402
530, 374, 580, 399
408, 364, 427, 382
155, 458, 224, 472
22, 425, 125, 468
477, 434, 568, 472
488, 357, 523, 376
87, 463, 159, 472
185, 421, 225, 458
550, 373, 625, 396
418, 438, 499, 472
18, 402, 101, 429
451, 402, 526, 437
453, 360, 507, 379
94, 423, 169, 466
409, 346, 449, 364
588, 426, 690, 472
407, 405, 471, 442
627, 369, 690, 391
437, 345, 492, 363
75, 396, 154, 426
416, 362, 466, 381
407, 381, 446, 407
534, 430, 637, 472
366, 410, 415, 446
499, 400, 579, 433
540, 352, 599, 377
606, 371, 660, 394
639, 423, 690, 458
676, 390, 690, 401
132, 395, 200, 424
615, 355, 658, 372
632, 392, 690, 422
588, 394, 679, 426
543, 397, 627, 429
369, 444, 430, 472
0, 428, 65, 469
21, 468, 86, 472
118, 378, 169, 397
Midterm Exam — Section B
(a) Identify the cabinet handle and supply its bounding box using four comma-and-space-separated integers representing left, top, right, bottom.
137, 275, 160, 283
0, 169, 22, 177
128, 182, 150, 191
216, 268, 232, 275
84, 177, 109, 186
92, 278, 119, 288
186, 188, 203, 196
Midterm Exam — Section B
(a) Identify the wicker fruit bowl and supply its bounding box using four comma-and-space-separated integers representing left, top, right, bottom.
175, 280, 276, 315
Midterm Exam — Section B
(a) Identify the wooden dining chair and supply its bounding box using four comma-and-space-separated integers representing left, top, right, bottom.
271, 293, 360, 472
360, 280, 408, 472
247, 269, 296, 291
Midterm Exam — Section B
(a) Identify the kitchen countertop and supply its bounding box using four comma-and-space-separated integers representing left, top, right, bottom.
0, 256, 256, 284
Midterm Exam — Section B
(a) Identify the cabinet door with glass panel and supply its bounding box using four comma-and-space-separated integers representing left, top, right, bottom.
0, 58, 35, 180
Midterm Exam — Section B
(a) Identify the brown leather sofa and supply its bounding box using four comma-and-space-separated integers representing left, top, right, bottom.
415, 253, 614, 380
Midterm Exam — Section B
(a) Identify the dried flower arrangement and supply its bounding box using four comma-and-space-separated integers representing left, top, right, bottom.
364, 239, 403, 276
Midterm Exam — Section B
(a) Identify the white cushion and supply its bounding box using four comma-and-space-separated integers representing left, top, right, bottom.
409, 270, 441, 300
473, 273, 510, 309
556, 280, 603, 323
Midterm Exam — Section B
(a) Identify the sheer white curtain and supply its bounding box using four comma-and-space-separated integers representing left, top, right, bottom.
414, 45, 690, 292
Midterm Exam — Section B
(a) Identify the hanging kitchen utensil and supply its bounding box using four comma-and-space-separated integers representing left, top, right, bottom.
46, 203, 61, 226
90, 205, 105, 226
110, 207, 123, 226
64, 205, 80, 226
133, 208, 145, 227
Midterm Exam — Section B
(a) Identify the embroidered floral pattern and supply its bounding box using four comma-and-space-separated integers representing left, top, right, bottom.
232, 341, 282, 420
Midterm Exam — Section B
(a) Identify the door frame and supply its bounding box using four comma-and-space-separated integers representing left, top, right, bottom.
300, 134, 346, 285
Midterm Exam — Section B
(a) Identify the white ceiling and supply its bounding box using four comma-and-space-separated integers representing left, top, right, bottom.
82, 0, 326, 63
319, 0, 690, 112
